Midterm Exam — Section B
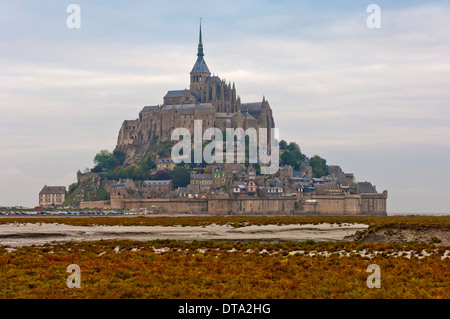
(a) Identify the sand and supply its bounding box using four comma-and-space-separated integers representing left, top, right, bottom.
0, 222, 368, 247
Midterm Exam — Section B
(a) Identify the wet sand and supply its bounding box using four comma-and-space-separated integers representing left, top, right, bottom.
0, 222, 368, 247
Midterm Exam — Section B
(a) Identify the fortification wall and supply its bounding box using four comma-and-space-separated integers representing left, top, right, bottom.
102, 193, 388, 216
79, 200, 111, 209
124, 198, 208, 213
311, 195, 361, 215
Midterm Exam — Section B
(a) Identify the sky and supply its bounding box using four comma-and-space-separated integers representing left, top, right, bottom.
0, 0, 449, 213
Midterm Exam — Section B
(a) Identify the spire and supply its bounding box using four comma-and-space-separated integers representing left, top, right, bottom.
190, 19, 210, 75
198, 17, 204, 57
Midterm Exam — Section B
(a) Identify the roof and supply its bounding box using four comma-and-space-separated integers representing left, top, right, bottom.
164, 103, 214, 110
157, 158, 174, 163
141, 105, 159, 112
205, 75, 221, 83
143, 180, 172, 186
190, 173, 212, 180
215, 112, 233, 118
39, 186, 66, 195
357, 182, 376, 194
164, 90, 189, 98
241, 102, 263, 113
244, 112, 256, 120
233, 112, 245, 119
191, 56, 210, 74
293, 171, 304, 178
111, 179, 132, 189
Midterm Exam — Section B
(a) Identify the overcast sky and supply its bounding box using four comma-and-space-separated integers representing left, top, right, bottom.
1, 1, 449, 213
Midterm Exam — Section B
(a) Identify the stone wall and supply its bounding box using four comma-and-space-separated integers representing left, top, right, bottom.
90, 192, 388, 216
79, 200, 111, 209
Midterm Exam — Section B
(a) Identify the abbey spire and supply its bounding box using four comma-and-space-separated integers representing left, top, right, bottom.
197, 18, 204, 57
190, 18, 211, 90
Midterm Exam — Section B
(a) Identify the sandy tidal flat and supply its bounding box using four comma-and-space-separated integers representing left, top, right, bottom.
0, 222, 368, 246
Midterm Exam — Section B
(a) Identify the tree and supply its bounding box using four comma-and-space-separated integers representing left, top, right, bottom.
94, 150, 116, 171
309, 155, 328, 178
67, 182, 78, 196
288, 142, 300, 153
114, 166, 125, 179
281, 151, 296, 167
279, 141, 306, 170
279, 140, 287, 150
172, 167, 190, 188
155, 170, 170, 180
113, 151, 126, 167
123, 166, 135, 179
132, 166, 146, 180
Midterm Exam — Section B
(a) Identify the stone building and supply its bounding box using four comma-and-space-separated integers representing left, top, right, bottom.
156, 158, 176, 171
110, 179, 137, 197
39, 186, 66, 207
115, 22, 275, 166
141, 180, 173, 198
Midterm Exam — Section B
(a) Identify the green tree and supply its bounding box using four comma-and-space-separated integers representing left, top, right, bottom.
281, 151, 296, 167
67, 182, 79, 196
279, 141, 306, 170
114, 166, 124, 179
309, 155, 328, 178
94, 150, 116, 171
155, 170, 170, 180
172, 167, 191, 188
279, 140, 287, 150
123, 166, 135, 179
113, 151, 126, 167
132, 166, 146, 180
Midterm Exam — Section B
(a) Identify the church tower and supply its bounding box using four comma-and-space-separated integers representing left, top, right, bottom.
190, 19, 211, 92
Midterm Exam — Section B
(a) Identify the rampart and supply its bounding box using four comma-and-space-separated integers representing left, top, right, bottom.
105, 192, 388, 215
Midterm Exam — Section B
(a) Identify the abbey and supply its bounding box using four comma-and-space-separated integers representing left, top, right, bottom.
115, 22, 275, 165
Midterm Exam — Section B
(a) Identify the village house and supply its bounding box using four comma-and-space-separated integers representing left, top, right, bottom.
247, 165, 256, 180
266, 186, 284, 196
246, 179, 257, 196
110, 179, 137, 198
212, 165, 227, 189
233, 184, 247, 196
156, 158, 176, 171
39, 186, 67, 207
142, 180, 173, 198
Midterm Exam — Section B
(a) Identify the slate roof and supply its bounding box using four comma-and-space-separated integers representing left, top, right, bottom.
241, 102, 263, 112
141, 105, 159, 112
164, 103, 213, 110
39, 186, 66, 195
143, 180, 172, 186
164, 90, 189, 98
157, 159, 174, 163
357, 182, 376, 194
190, 173, 212, 180
191, 56, 210, 74
244, 112, 256, 120
205, 75, 221, 83
111, 179, 132, 189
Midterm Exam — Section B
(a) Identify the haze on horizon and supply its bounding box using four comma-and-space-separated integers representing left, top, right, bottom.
0, 0, 449, 214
